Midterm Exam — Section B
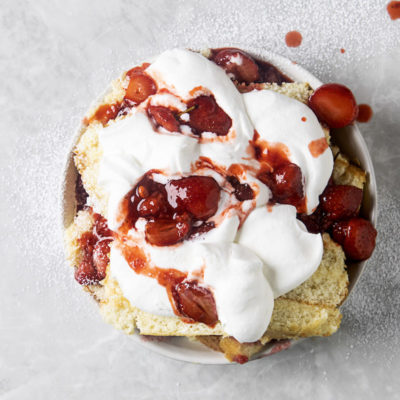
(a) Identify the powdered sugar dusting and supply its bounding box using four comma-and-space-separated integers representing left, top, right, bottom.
0, 0, 399, 395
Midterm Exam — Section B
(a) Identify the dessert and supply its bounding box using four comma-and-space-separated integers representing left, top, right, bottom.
64, 48, 377, 362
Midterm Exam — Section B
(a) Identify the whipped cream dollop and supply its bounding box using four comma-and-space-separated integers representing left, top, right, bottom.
95, 48, 333, 342
242, 90, 333, 214
237, 205, 323, 297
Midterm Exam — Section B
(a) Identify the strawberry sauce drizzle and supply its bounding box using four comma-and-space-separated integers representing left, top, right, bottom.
308, 137, 329, 158
248, 131, 307, 213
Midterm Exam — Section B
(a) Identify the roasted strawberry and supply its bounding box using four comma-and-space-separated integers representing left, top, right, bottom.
213, 48, 260, 83
226, 175, 254, 201
78, 231, 97, 255
137, 192, 166, 218
259, 163, 304, 206
166, 176, 221, 219
332, 218, 377, 261
173, 281, 218, 326
93, 103, 120, 126
320, 185, 363, 221
75, 260, 99, 285
92, 240, 112, 280
145, 216, 191, 246
297, 207, 333, 234
147, 105, 180, 132
93, 214, 113, 238
187, 95, 232, 136
308, 83, 358, 129
125, 72, 157, 105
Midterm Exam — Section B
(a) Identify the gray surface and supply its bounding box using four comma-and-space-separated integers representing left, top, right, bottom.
0, 0, 399, 399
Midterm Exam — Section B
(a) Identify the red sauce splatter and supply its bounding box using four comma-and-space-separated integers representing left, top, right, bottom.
308, 138, 329, 158
249, 131, 291, 171
356, 104, 373, 123
301, 116, 307, 122
285, 31, 302, 48
340, 48, 346, 54
387, 1, 400, 19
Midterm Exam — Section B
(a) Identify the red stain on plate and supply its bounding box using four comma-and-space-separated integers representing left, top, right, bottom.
285, 31, 302, 47
387, 1, 400, 19
356, 104, 373, 123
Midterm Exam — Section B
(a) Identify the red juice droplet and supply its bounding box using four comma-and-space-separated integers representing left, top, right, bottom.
356, 104, 373, 123
387, 1, 400, 19
340, 48, 346, 54
285, 31, 302, 47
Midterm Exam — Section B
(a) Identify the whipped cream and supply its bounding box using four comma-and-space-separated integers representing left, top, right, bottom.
111, 224, 273, 342
242, 90, 333, 214
94, 48, 333, 342
237, 205, 323, 297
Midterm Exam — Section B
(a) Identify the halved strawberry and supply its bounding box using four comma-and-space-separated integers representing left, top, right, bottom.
173, 281, 218, 326
92, 240, 112, 280
259, 163, 304, 207
137, 192, 166, 218
166, 176, 221, 220
147, 105, 180, 132
93, 103, 121, 126
125, 72, 157, 105
320, 185, 363, 221
332, 218, 377, 261
308, 83, 358, 129
213, 48, 260, 83
187, 95, 232, 136
145, 216, 191, 246
75, 260, 99, 285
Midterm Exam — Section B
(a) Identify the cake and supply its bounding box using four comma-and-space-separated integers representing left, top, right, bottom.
64, 47, 377, 362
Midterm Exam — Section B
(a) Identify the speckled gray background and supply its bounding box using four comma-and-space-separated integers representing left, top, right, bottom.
1, 1, 399, 399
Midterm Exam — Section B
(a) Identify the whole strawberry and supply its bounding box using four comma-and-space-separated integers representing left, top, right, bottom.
332, 218, 377, 261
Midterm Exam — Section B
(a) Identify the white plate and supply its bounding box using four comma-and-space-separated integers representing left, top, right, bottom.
60, 48, 377, 364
